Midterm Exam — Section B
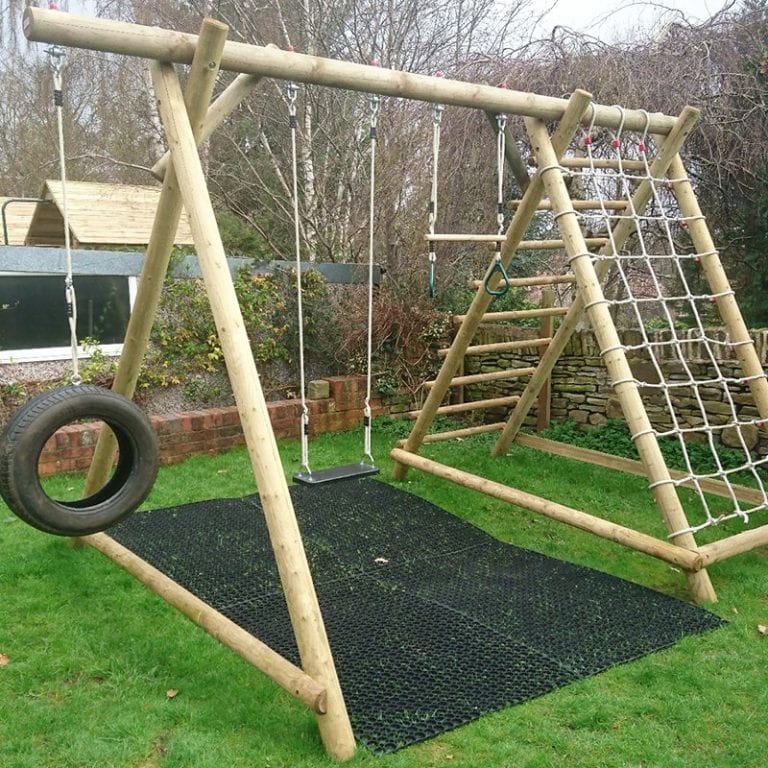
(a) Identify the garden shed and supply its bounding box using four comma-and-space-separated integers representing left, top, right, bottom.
18, 180, 196, 247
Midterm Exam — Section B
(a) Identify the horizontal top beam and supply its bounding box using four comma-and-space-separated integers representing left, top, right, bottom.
23, 7, 683, 134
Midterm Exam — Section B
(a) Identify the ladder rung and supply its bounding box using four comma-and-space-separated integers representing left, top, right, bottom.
525, 238, 607, 250
454, 306, 569, 324
556, 157, 647, 171
470, 274, 576, 290
396, 422, 506, 447
425, 236, 607, 250
508, 199, 629, 211
407, 395, 520, 418
438, 338, 552, 357
424, 367, 536, 389
426, 233, 505, 242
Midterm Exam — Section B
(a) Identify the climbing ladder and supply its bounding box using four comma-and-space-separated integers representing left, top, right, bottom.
416, 277, 574, 443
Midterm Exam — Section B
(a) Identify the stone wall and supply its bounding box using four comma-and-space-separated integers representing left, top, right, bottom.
462, 326, 768, 456
37, 375, 416, 475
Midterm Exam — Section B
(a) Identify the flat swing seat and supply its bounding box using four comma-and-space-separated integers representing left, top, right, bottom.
293, 463, 379, 486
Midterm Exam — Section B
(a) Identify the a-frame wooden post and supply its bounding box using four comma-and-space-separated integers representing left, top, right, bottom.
150, 60, 355, 760
667, 152, 768, 425
521, 115, 715, 603
83, 19, 231, 497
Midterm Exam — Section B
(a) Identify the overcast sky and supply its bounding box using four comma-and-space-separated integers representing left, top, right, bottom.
529, 0, 738, 40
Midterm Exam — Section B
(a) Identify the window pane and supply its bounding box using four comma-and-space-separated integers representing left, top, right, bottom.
0, 275, 131, 350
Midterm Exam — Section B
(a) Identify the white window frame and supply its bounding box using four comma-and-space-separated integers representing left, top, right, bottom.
0, 273, 137, 364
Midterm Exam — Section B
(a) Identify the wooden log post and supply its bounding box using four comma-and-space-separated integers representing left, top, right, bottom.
523, 115, 715, 604
151, 55, 278, 180
493, 106, 701, 456
391, 449, 702, 572
85, 533, 327, 714
82, 18, 228, 500
150, 61, 355, 760
391, 90, 594, 481
697, 523, 768, 566
667, 153, 768, 428
24, 7, 680, 133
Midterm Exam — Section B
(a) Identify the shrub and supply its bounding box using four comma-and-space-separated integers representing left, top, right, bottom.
140, 266, 338, 398
334, 283, 451, 399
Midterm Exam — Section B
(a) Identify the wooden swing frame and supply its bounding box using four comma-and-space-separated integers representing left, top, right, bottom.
22, 5, 768, 759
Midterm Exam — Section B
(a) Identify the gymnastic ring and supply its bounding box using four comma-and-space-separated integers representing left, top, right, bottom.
0, 385, 159, 536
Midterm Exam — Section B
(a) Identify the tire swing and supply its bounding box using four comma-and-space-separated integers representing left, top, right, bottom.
0, 386, 159, 536
0, 45, 158, 536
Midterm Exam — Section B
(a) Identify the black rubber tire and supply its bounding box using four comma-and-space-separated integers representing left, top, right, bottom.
0, 385, 159, 536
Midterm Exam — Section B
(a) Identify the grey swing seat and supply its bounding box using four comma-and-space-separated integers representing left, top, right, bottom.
287, 82, 381, 490
293, 462, 378, 486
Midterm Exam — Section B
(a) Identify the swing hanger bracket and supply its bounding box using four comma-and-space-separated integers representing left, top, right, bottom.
286, 81, 299, 117
45, 44, 66, 74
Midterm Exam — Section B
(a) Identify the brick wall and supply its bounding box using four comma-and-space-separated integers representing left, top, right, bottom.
462, 326, 768, 456
37, 375, 413, 475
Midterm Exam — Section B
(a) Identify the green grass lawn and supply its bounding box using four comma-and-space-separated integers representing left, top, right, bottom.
1, 421, 767, 767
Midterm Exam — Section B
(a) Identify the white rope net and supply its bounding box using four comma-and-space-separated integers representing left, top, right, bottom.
557, 111, 768, 536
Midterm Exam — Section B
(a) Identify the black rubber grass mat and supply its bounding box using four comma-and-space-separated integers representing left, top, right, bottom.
109, 479, 725, 753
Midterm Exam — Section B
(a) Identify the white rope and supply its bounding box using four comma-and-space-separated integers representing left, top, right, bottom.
574, 114, 768, 536
481, 111, 511, 296
427, 98, 443, 296
496, 113, 507, 235
363, 92, 379, 467
49, 45, 81, 385
286, 81, 311, 476
494, 111, 507, 265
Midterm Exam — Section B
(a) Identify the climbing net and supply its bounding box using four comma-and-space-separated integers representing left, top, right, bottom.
561, 110, 768, 536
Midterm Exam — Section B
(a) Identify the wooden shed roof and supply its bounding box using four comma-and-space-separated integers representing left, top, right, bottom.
0, 197, 38, 245
23, 181, 195, 247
